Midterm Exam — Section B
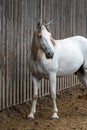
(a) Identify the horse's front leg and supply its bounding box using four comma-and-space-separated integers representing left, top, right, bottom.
49, 73, 59, 120
28, 76, 40, 119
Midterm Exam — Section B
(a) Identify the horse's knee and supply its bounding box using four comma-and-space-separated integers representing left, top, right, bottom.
51, 92, 56, 99
33, 94, 38, 100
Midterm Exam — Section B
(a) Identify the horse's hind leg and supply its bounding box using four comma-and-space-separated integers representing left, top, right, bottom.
77, 68, 87, 87
27, 76, 41, 119
84, 69, 87, 87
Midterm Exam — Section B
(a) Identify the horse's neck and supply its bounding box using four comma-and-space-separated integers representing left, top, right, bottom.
31, 41, 38, 60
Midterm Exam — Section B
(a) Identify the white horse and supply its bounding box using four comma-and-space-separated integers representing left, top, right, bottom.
28, 21, 87, 120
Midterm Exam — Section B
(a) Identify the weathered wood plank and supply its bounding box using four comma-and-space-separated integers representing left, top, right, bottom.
26, 0, 30, 101
9, 0, 13, 107
1, 0, 6, 109
0, 70, 1, 109
16, 0, 20, 104
0, 0, 1, 72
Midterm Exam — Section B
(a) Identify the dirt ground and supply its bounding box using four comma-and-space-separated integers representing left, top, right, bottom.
0, 84, 87, 130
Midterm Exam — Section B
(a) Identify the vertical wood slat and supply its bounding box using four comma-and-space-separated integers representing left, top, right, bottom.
26, 0, 30, 101
0, 70, 1, 109
5, 0, 9, 108
1, 0, 6, 109
8, 0, 13, 108
22, 0, 27, 102
16, 0, 20, 104
20, 0, 23, 103
0, 0, 2, 110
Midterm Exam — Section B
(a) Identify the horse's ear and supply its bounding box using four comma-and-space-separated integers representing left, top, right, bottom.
37, 21, 41, 30
45, 25, 50, 32
45, 20, 52, 32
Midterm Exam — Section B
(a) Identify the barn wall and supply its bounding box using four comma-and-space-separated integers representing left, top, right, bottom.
0, 0, 86, 110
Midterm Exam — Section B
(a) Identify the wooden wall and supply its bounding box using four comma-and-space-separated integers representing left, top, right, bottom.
0, 0, 86, 110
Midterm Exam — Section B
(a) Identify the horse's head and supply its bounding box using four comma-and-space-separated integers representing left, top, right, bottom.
34, 21, 55, 59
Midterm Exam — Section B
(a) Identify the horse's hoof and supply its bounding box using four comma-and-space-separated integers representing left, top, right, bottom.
27, 116, 34, 121
52, 116, 59, 121
27, 113, 34, 120
52, 113, 59, 121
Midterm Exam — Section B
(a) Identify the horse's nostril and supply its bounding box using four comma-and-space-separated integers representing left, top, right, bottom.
46, 52, 54, 59
48, 52, 50, 56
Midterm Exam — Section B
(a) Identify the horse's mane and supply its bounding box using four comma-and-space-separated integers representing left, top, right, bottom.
31, 31, 43, 61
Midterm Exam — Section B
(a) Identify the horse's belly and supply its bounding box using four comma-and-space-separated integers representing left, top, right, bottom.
57, 67, 78, 76
57, 58, 83, 76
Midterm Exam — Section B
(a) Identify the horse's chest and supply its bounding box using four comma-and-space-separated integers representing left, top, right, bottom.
29, 60, 48, 79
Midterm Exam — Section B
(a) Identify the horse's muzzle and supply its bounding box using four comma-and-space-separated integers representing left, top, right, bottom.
46, 52, 54, 59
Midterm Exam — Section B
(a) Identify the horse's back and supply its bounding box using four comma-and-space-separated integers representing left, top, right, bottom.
56, 36, 87, 45
56, 36, 87, 56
